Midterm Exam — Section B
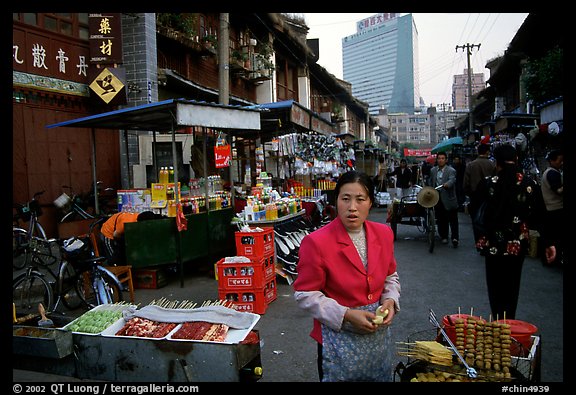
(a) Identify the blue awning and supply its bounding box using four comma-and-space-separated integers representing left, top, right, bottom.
46, 98, 262, 132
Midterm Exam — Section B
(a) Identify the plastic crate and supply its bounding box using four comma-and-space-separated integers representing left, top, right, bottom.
216, 253, 275, 290
235, 227, 274, 257
218, 277, 277, 314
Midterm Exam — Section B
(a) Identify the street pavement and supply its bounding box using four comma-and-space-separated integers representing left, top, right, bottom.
13, 207, 565, 383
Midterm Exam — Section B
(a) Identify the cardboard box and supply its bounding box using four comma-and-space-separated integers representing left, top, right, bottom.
133, 268, 168, 289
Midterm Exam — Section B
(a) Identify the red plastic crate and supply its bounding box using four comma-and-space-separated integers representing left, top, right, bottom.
235, 227, 274, 257
216, 253, 275, 290
218, 278, 277, 314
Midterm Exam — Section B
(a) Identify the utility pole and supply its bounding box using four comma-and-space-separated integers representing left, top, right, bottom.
218, 13, 230, 105
455, 43, 480, 133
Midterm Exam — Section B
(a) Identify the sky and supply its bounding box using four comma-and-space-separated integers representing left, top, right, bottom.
301, 13, 529, 108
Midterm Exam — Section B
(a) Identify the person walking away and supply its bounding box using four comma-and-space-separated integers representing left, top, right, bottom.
475, 144, 556, 320
99, 211, 158, 266
293, 171, 401, 382
429, 152, 459, 247
389, 159, 413, 198
463, 143, 496, 244
540, 149, 563, 266
452, 155, 466, 211
375, 155, 387, 193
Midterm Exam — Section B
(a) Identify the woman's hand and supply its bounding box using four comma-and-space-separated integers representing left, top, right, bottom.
344, 309, 379, 334
343, 303, 396, 334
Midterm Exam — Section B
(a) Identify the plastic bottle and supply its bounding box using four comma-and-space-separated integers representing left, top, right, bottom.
160, 167, 168, 183
239, 366, 263, 382
169, 166, 175, 183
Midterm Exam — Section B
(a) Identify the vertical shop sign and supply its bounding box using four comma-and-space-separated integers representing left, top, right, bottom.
214, 145, 231, 168
89, 13, 123, 64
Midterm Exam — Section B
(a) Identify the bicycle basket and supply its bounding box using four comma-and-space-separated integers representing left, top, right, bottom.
54, 193, 73, 211
62, 236, 94, 264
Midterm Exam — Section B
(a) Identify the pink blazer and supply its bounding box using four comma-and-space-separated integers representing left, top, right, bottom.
293, 216, 397, 341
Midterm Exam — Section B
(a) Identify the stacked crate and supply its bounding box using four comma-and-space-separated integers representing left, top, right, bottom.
217, 227, 277, 314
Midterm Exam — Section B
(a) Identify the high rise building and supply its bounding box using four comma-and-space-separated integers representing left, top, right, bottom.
452, 68, 486, 111
342, 13, 420, 115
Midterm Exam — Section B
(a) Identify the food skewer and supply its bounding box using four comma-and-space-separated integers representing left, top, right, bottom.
429, 309, 477, 378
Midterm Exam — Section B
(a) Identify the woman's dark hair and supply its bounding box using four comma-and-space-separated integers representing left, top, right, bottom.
334, 171, 375, 204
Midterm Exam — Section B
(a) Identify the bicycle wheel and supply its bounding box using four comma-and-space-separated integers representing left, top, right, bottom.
427, 208, 436, 253
13, 272, 53, 317
58, 262, 85, 310
78, 268, 123, 307
13, 227, 29, 269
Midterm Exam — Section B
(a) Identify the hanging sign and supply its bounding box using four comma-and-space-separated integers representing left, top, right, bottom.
214, 144, 231, 168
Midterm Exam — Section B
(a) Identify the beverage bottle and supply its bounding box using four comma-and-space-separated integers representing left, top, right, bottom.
169, 166, 175, 183
239, 365, 263, 382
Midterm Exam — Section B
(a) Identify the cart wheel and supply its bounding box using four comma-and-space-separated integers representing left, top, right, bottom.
427, 208, 436, 253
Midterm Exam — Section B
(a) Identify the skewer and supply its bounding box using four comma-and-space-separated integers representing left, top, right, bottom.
429, 309, 477, 378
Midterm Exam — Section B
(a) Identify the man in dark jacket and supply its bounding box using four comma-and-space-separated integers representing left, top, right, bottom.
463, 143, 495, 243
388, 159, 412, 198
429, 152, 459, 247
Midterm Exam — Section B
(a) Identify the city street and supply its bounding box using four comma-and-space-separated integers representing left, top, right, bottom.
13, 207, 564, 383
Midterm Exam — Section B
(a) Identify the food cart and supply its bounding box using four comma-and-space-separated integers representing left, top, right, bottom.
47, 99, 262, 285
13, 303, 263, 382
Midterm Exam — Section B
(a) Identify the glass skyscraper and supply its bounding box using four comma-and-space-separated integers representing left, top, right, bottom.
343, 13, 420, 115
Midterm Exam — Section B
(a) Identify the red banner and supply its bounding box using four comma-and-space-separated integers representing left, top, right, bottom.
214, 145, 231, 168
403, 148, 432, 157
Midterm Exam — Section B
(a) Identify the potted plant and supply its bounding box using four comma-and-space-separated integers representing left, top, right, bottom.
201, 34, 218, 51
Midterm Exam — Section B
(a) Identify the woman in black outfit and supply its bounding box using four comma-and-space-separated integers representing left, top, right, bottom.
475, 144, 556, 320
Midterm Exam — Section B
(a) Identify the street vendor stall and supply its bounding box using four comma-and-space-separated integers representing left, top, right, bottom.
13, 301, 263, 382
47, 99, 262, 286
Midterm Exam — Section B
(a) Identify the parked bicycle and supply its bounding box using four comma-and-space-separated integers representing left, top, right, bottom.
54, 185, 95, 223
13, 218, 124, 317
13, 191, 49, 269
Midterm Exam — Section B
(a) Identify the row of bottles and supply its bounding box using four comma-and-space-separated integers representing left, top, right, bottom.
158, 167, 175, 183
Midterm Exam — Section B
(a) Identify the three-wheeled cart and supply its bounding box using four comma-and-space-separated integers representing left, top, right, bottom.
388, 185, 440, 253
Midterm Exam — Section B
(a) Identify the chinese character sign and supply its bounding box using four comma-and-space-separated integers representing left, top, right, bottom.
89, 13, 123, 64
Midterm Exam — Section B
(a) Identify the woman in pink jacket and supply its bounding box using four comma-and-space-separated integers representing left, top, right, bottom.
293, 171, 401, 382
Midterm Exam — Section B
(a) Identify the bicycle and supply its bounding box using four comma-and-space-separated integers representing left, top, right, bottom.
54, 185, 95, 223
13, 191, 49, 269
389, 185, 440, 253
13, 221, 124, 317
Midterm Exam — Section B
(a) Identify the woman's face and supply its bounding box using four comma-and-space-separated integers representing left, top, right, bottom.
337, 181, 372, 231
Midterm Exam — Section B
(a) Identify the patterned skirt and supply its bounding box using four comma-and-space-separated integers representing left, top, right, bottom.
321, 302, 394, 382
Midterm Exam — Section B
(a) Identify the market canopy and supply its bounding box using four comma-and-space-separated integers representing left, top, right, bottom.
46, 98, 262, 132
431, 136, 463, 154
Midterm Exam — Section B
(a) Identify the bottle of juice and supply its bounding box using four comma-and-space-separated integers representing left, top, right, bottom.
169, 166, 175, 183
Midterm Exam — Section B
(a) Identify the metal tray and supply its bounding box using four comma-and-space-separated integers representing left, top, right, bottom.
61, 303, 136, 336
166, 312, 260, 344
100, 318, 180, 340
13, 326, 73, 359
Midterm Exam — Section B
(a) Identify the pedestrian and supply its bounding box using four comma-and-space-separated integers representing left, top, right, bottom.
475, 144, 556, 320
99, 210, 159, 266
463, 143, 496, 243
375, 155, 387, 192
429, 151, 459, 247
389, 158, 413, 198
452, 154, 466, 211
293, 170, 401, 382
540, 148, 563, 266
